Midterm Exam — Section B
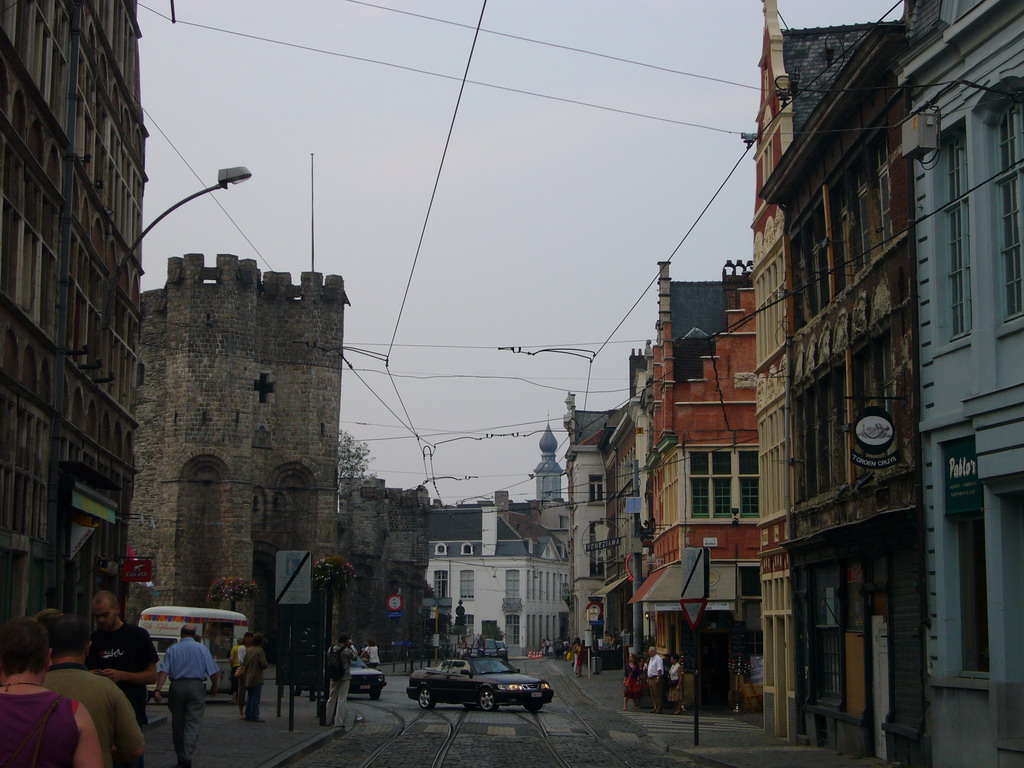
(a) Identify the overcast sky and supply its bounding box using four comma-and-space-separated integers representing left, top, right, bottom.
135, 0, 903, 505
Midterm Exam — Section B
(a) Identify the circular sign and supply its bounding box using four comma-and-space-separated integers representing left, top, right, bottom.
854, 406, 895, 455
585, 601, 603, 622
386, 594, 403, 612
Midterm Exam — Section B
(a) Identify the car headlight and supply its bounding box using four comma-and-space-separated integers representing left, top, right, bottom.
540, 682, 552, 690
496, 684, 524, 691
377, 676, 385, 683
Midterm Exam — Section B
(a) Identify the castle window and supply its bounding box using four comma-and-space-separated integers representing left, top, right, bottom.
254, 372, 274, 403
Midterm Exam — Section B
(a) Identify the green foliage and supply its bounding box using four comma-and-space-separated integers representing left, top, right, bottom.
338, 431, 375, 500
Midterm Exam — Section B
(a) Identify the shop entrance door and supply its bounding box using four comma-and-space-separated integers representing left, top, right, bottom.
700, 631, 730, 706
872, 616, 889, 760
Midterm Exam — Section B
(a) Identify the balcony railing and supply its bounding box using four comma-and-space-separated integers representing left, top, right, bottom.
502, 597, 523, 613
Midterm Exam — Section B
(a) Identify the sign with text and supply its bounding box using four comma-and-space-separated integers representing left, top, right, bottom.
944, 436, 981, 515
120, 558, 153, 582
851, 406, 899, 469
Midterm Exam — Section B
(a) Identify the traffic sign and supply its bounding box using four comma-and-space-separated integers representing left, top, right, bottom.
586, 601, 604, 625
680, 598, 707, 630
386, 593, 404, 612
681, 547, 710, 600
275, 550, 312, 604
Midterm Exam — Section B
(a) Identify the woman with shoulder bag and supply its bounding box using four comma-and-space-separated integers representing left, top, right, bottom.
667, 653, 685, 715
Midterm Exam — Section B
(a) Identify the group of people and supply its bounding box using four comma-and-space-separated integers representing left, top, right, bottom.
623, 646, 686, 715
0, 591, 226, 768
227, 631, 269, 722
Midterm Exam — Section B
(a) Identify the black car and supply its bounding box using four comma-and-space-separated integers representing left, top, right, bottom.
406, 657, 553, 712
468, 639, 508, 660
349, 656, 386, 699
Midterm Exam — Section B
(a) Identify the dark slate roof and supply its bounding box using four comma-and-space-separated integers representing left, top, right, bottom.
669, 281, 725, 340
782, 24, 876, 133
571, 410, 611, 445
429, 508, 481, 540
908, 0, 943, 42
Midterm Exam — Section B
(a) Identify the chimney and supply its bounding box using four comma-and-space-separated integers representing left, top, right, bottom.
495, 490, 509, 513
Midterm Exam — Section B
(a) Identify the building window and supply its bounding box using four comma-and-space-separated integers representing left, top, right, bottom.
588, 474, 604, 502
505, 570, 520, 598
464, 613, 474, 635
739, 452, 759, 518
713, 478, 732, 518
959, 516, 989, 674
461, 543, 473, 555
997, 105, 1024, 318
691, 479, 710, 518
433, 570, 448, 599
434, 543, 447, 556
505, 614, 520, 645
876, 139, 891, 242
690, 451, 734, 518
945, 131, 971, 336
814, 567, 841, 700
460, 570, 474, 600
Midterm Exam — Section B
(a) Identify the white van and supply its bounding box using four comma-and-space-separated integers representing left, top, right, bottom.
139, 606, 249, 693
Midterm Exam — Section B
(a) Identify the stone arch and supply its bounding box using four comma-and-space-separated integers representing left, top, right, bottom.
251, 540, 280, 639
46, 146, 60, 183
39, 358, 50, 400
71, 387, 84, 425
833, 312, 849, 354
268, 462, 314, 529
180, 454, 228, 483
28, 120, 43, 162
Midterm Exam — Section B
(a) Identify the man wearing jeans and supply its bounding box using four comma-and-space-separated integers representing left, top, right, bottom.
646, 646, 665, 714
153, 626, 219, 768
325, 633, 360, 728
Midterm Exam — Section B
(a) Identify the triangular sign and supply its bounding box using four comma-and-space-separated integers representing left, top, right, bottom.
680, 598, 707, 631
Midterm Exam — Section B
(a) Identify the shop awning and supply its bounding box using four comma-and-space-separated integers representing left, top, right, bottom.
590, 575, 630, 598
627, 561, 739, 605
628, 564, 674, 604
71, 482, 117, 524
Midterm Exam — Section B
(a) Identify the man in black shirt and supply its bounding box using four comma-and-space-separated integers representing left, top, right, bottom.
87, 590, 158, 768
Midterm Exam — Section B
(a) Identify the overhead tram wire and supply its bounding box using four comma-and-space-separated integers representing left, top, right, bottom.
141, 108, 274, 272
381, 0, 489, 498
137, 3, 745, 136
341, 0, 760, 93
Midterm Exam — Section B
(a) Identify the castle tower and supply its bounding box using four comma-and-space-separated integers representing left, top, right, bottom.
129, 254, 348, 630
534, 424, 563, 500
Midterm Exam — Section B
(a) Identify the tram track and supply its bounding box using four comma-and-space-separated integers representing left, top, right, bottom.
353, 707, 466, 768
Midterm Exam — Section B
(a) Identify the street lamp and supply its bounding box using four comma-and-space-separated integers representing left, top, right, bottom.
102, 166, 253, 328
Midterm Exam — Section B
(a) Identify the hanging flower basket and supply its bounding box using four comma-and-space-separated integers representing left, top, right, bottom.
312, 555, 356, 593
206, 577, 259, 604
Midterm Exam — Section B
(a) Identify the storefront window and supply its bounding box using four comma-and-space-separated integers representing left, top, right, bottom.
815, 567, 842, 700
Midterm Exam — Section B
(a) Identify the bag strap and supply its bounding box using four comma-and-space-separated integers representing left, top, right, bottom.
2, 694, 64, 768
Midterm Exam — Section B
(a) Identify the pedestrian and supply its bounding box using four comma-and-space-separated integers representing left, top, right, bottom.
0, 616, 104, 768
228, 633, 246, 705
86, 590, 158, 752
622, 652, 643, 711
645, 646, 665, 713
239, 633, 268, 722
152, 625, 219, 768
667, 652, 685, 715
234, 632, 252, 720
325, 634, 359, 728
45, 614, 145, 768
571, 637, 584, 676
360, 638, 380, 669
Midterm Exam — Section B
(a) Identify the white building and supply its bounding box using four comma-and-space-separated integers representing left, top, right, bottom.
425, 494, 568, 657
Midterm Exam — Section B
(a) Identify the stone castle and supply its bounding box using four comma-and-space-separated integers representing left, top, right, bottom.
129, 253, 347, 630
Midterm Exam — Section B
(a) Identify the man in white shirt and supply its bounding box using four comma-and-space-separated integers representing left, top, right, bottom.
646, 646, 665, 713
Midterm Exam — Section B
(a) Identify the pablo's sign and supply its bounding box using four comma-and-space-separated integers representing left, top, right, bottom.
120, 558, 153, 582
851, 406, 898, 469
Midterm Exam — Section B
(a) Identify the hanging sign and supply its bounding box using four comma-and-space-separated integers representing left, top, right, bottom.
851, 406, 898, 469
121, 558, 153, 582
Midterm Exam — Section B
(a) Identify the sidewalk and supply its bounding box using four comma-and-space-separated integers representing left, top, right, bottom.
141, 674, 344, 768
542, 656, 895, 768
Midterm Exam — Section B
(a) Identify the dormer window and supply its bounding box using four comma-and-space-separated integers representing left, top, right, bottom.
434, 543, 448, 556
461, 543, 473, 555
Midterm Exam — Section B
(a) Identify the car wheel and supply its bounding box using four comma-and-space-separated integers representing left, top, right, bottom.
370, 690, 381, 700
417, 685, 435, 710
524, 701, 543, 713
477, 687, 499, 712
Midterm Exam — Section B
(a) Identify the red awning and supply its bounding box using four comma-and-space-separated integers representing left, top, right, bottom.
627, 566, 669, 604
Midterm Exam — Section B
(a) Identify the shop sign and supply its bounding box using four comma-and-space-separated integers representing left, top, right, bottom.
944, 436, 981, 515
120, 558, 153, 582
851, 406, 898, 469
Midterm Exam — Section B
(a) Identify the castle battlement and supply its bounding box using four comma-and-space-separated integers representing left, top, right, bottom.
163, 254, 347, 304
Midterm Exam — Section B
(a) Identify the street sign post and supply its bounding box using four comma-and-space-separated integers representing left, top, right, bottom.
275, 550, 312, 605
680, 546, 710, 746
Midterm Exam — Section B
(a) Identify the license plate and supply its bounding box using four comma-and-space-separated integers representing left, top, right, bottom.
359, 685, 371, 690
531, 692, 542, 697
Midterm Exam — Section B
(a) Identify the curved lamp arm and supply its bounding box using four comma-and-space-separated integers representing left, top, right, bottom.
101, 166, 251, 329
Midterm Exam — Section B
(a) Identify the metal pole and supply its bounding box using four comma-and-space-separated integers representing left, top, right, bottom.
694, 628, 701, 746
287, 613, 295, 731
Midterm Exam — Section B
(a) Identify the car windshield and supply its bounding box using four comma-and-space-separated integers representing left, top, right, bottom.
470, 657, 515, 675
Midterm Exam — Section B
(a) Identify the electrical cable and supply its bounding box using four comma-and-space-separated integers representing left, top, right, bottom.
136, 3, 745, 136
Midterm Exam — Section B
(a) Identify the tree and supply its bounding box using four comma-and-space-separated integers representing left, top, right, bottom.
338, 430, 375, 501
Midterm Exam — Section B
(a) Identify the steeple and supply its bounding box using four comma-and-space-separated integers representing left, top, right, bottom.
534, 423, 563, 500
